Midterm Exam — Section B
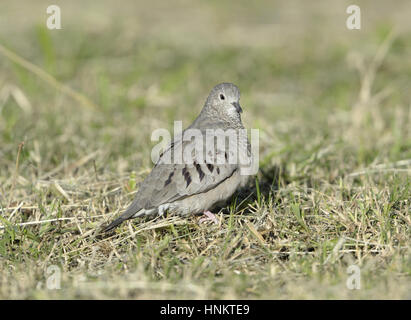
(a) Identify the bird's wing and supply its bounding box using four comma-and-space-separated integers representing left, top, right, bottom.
102, 130, 239, 232
136, 131, 238, 209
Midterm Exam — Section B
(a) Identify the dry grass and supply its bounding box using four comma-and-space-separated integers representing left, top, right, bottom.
0, 0, 410, 299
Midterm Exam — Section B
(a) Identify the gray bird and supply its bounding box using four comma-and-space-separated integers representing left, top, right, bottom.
103, 83, 253, 232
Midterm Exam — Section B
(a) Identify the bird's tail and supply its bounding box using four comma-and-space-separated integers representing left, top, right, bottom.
101, 201, 143, 233
101, 216, 128, 233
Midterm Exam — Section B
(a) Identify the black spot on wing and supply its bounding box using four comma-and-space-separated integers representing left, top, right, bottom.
216, 167, 220, 174
207, 163, 214, 173
164, 171, 174, 187
194, 162, 205, 181
182, 166, 192, 187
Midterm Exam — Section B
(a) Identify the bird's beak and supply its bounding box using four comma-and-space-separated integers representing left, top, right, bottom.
232, 101, 243, 113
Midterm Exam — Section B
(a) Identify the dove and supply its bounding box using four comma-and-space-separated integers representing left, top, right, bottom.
102, 83, 253, 232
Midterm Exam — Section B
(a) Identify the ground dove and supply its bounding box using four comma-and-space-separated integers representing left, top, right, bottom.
103, 83, 254, 232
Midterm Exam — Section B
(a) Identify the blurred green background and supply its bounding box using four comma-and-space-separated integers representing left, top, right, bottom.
0, 0, 409, 299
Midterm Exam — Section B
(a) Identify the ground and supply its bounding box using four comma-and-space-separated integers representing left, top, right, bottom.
0, 0, 410, 299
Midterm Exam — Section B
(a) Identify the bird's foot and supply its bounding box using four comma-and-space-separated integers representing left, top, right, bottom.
199, 210, 218, 224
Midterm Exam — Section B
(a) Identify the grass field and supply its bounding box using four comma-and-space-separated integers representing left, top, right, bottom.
0, 0, 410, 299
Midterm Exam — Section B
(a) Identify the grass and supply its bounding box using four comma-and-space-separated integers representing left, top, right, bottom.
0, 0, 410, 299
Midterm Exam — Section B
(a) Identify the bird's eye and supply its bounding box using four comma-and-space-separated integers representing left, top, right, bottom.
219, 94, 225, 100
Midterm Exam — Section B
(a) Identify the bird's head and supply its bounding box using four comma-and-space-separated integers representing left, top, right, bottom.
204, 83, 243, 122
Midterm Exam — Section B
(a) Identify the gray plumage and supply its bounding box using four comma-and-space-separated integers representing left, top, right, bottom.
103, 83, 253, 232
